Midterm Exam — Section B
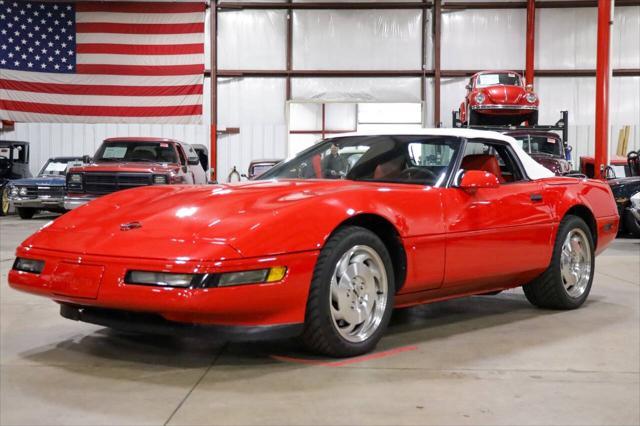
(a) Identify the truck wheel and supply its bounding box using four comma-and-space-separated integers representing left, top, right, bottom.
17, 207, 36, 220
623, 209, 640, 237
301, 226, 395, 357
523, 215, 594, 310
529, 111, 539, 126
0, 185, 9, 216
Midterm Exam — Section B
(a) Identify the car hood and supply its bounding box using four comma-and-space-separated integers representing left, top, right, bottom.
483, 85, 525, 104
529, 154, 570, 175
70, 162, 180, 174
9, 176, 65, 186
21, 180, 382, 260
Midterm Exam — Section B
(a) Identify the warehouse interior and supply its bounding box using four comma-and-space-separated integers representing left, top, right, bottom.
1, 1, 639, 425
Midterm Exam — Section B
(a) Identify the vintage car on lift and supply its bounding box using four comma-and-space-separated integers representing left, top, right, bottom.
506, 130, 572, 175
8, 156, 89, 219
9, 129, 619, 357
459, 71, 539, 126
64, 137, 208, 210
0, 140, 32, 216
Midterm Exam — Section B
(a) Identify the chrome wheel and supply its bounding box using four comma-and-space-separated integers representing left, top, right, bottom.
1, 186, 9, 215
560, 228, 592, 298
329, 245, 388, 343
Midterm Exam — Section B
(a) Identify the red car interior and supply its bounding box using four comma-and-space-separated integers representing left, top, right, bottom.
460, 154, 506, 183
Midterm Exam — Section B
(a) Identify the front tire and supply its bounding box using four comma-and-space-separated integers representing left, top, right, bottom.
17, 207, 36, 219
0, 185, 9, 216
301, 226, 395, 357
523, 215, 595, 310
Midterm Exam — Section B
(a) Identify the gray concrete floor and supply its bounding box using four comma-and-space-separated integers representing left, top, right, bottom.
1, 213, 638, 426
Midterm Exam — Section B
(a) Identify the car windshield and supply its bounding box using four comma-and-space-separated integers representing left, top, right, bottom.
476, 73, 521, 88
512, 135, 564, 157
39, 159, 82, 176
93, 141, 178, 163
259, 135, 461, 186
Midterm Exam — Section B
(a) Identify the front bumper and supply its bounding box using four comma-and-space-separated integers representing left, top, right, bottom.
60, 304, 303, 341
471, 104, 537, 113
64, 195, 97, 210
8, 246, 319, 329
11, 196, 64, 210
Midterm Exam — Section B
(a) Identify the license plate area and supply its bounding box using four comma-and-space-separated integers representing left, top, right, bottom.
51, 263, 105, 299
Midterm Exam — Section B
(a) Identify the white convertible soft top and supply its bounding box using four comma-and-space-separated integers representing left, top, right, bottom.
333, 128, 555, 181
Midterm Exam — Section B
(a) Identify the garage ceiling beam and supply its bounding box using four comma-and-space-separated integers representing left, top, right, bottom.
217, 2, 433, 10
440, 0, 638, 9
206, 69, 640, 78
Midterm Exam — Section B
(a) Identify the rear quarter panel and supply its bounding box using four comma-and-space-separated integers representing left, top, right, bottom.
541, 177, 619, 254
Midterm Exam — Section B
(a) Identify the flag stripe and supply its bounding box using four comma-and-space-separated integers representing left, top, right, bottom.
75, 2, 205, 14
76, 22, 204, 35
0, 110, 202, 124
76, 64, 203, 76
1, 90, 202, 107
77, 33, 203, 45
1, 100, 202, 117
0, 69, 202, 86
77, 53, 204, 66
0, 79, 203, 96
76, 43, 204, 55
76, 12, 204, 24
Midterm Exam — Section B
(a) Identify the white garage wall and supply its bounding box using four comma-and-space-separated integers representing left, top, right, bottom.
1, 5, 639, 179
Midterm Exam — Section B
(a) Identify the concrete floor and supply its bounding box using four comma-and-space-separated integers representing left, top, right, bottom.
1, 213, 638, 426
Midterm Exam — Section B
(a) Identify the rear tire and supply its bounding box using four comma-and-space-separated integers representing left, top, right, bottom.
523, 215, 594, 310
528, 111, 539, 126
469, 110, 480, 126
301, 226, 395, 357
17, 207, 36, 219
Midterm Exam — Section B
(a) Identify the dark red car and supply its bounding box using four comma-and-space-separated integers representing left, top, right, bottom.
507, 131, 571, 175
65, 138, 208, 210
459, 71, 539, 126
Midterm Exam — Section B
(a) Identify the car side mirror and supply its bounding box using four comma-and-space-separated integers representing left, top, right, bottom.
188, 158, 200, 166
82, 155, 92, 163
465, 84, 472, 91
457, 170, 500, 192
525, 83, 534, 92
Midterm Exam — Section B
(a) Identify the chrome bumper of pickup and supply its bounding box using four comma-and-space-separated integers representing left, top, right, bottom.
64, 196, 97, 210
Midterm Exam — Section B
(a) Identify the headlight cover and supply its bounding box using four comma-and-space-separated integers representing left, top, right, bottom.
69, 174, 82, 183
10, 186, 18, 197
13, 257, 45, 274
218, 267, 287, 287
125, 266, 287, 289
475, 93, 485, 103
526, 93, 537, 103
18, 187, 28, 196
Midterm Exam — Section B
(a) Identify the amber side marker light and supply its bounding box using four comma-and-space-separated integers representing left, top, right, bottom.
13, 258, 45, 274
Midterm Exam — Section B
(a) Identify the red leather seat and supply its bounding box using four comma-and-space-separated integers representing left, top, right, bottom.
460, 154, 505, 183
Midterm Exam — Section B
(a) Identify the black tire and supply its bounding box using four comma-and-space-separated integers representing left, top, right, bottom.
17, 207, 36, 219
0, 185, 9, 216
528, 111, 539, 126
301, 226, 395, 357
623, 209, 640, 237
523, 215, 595, 310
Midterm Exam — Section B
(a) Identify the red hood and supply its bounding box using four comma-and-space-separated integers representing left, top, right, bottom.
483, 85, 525, 104
69, 162, 180, 174
21, 180, 382, 260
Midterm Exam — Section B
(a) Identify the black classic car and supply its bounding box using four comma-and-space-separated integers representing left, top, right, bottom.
8, 156, 89, 219
0, 140, 32, 216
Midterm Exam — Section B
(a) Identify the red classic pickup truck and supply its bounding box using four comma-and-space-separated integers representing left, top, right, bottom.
65, 138, 208, 210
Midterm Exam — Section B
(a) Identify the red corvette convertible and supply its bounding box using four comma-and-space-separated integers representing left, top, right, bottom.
9, 129, 618, 357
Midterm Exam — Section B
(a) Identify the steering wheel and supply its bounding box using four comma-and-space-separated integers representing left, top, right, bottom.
396, 167, 437, 182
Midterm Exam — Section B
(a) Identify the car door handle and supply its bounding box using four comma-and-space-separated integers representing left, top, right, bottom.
530, 193, 543, 202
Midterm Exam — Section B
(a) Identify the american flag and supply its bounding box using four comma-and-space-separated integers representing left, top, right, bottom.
0, 0, 204, 123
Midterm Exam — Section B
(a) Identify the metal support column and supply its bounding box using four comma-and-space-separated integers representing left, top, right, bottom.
594, 0, 613, 179
525, 0, 535, 85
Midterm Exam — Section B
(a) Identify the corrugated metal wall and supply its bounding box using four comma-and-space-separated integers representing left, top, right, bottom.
1, 4, 639, 178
